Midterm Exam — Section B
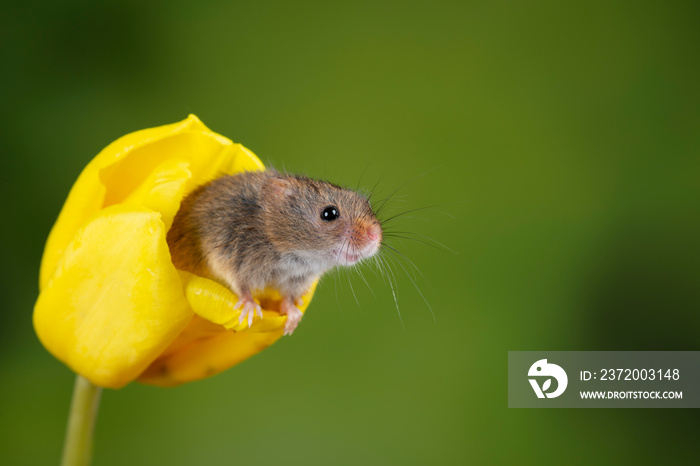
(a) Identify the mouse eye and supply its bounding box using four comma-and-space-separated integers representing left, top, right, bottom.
321, 206, 339, 221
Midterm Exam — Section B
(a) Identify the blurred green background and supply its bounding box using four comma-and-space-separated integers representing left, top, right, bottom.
2, 0, 699, 464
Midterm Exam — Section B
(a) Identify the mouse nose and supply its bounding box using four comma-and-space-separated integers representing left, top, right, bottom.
366, 223, 381, 242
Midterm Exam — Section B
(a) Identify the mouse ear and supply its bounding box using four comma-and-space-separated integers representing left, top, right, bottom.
263, 176, 293, 200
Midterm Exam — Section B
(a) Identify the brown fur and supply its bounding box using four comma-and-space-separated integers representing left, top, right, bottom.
166, 170, 382, 303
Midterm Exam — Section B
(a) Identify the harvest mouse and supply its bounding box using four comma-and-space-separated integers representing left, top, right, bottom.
167, 169, 383, 335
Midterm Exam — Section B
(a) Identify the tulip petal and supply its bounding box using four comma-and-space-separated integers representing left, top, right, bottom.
122, 158, 192, 230
34, 205, 192, 388
176, 271, 288, 332
136, 276, 318, 387
138, 323, 284, 387
40, 115, 264, 290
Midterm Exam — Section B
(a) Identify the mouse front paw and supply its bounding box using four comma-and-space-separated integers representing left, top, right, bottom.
234, 295, 263, 328
280, 297, 303, 336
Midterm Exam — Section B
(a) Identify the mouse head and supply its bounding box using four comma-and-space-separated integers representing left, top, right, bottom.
261, 173, 382, 267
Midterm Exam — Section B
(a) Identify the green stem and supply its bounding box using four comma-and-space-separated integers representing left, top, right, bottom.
61, 375, 102, 466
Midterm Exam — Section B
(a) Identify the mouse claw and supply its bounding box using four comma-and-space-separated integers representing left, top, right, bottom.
235, 297, 262, 328
281, 297, 303, 336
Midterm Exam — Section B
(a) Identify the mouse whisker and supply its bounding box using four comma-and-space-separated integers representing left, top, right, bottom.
379, 204, 451, 225
354, 260, 376, 298
345, 265, 360, 309
367, 170, 388, 205
372, 196, 409, 208
331, 267, 345, 318
337, 236, 361, 309
381, 242, 430, 289
380, 246, 437, 323
367, 253, 387, 284
381, 242, 436, 324
382, 232, 458, 255
376, 248, 403, 328
373, 165, 444, 217
355, 161, 373, 193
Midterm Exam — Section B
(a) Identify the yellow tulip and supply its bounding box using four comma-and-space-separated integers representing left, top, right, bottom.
34, 115, 316, 389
